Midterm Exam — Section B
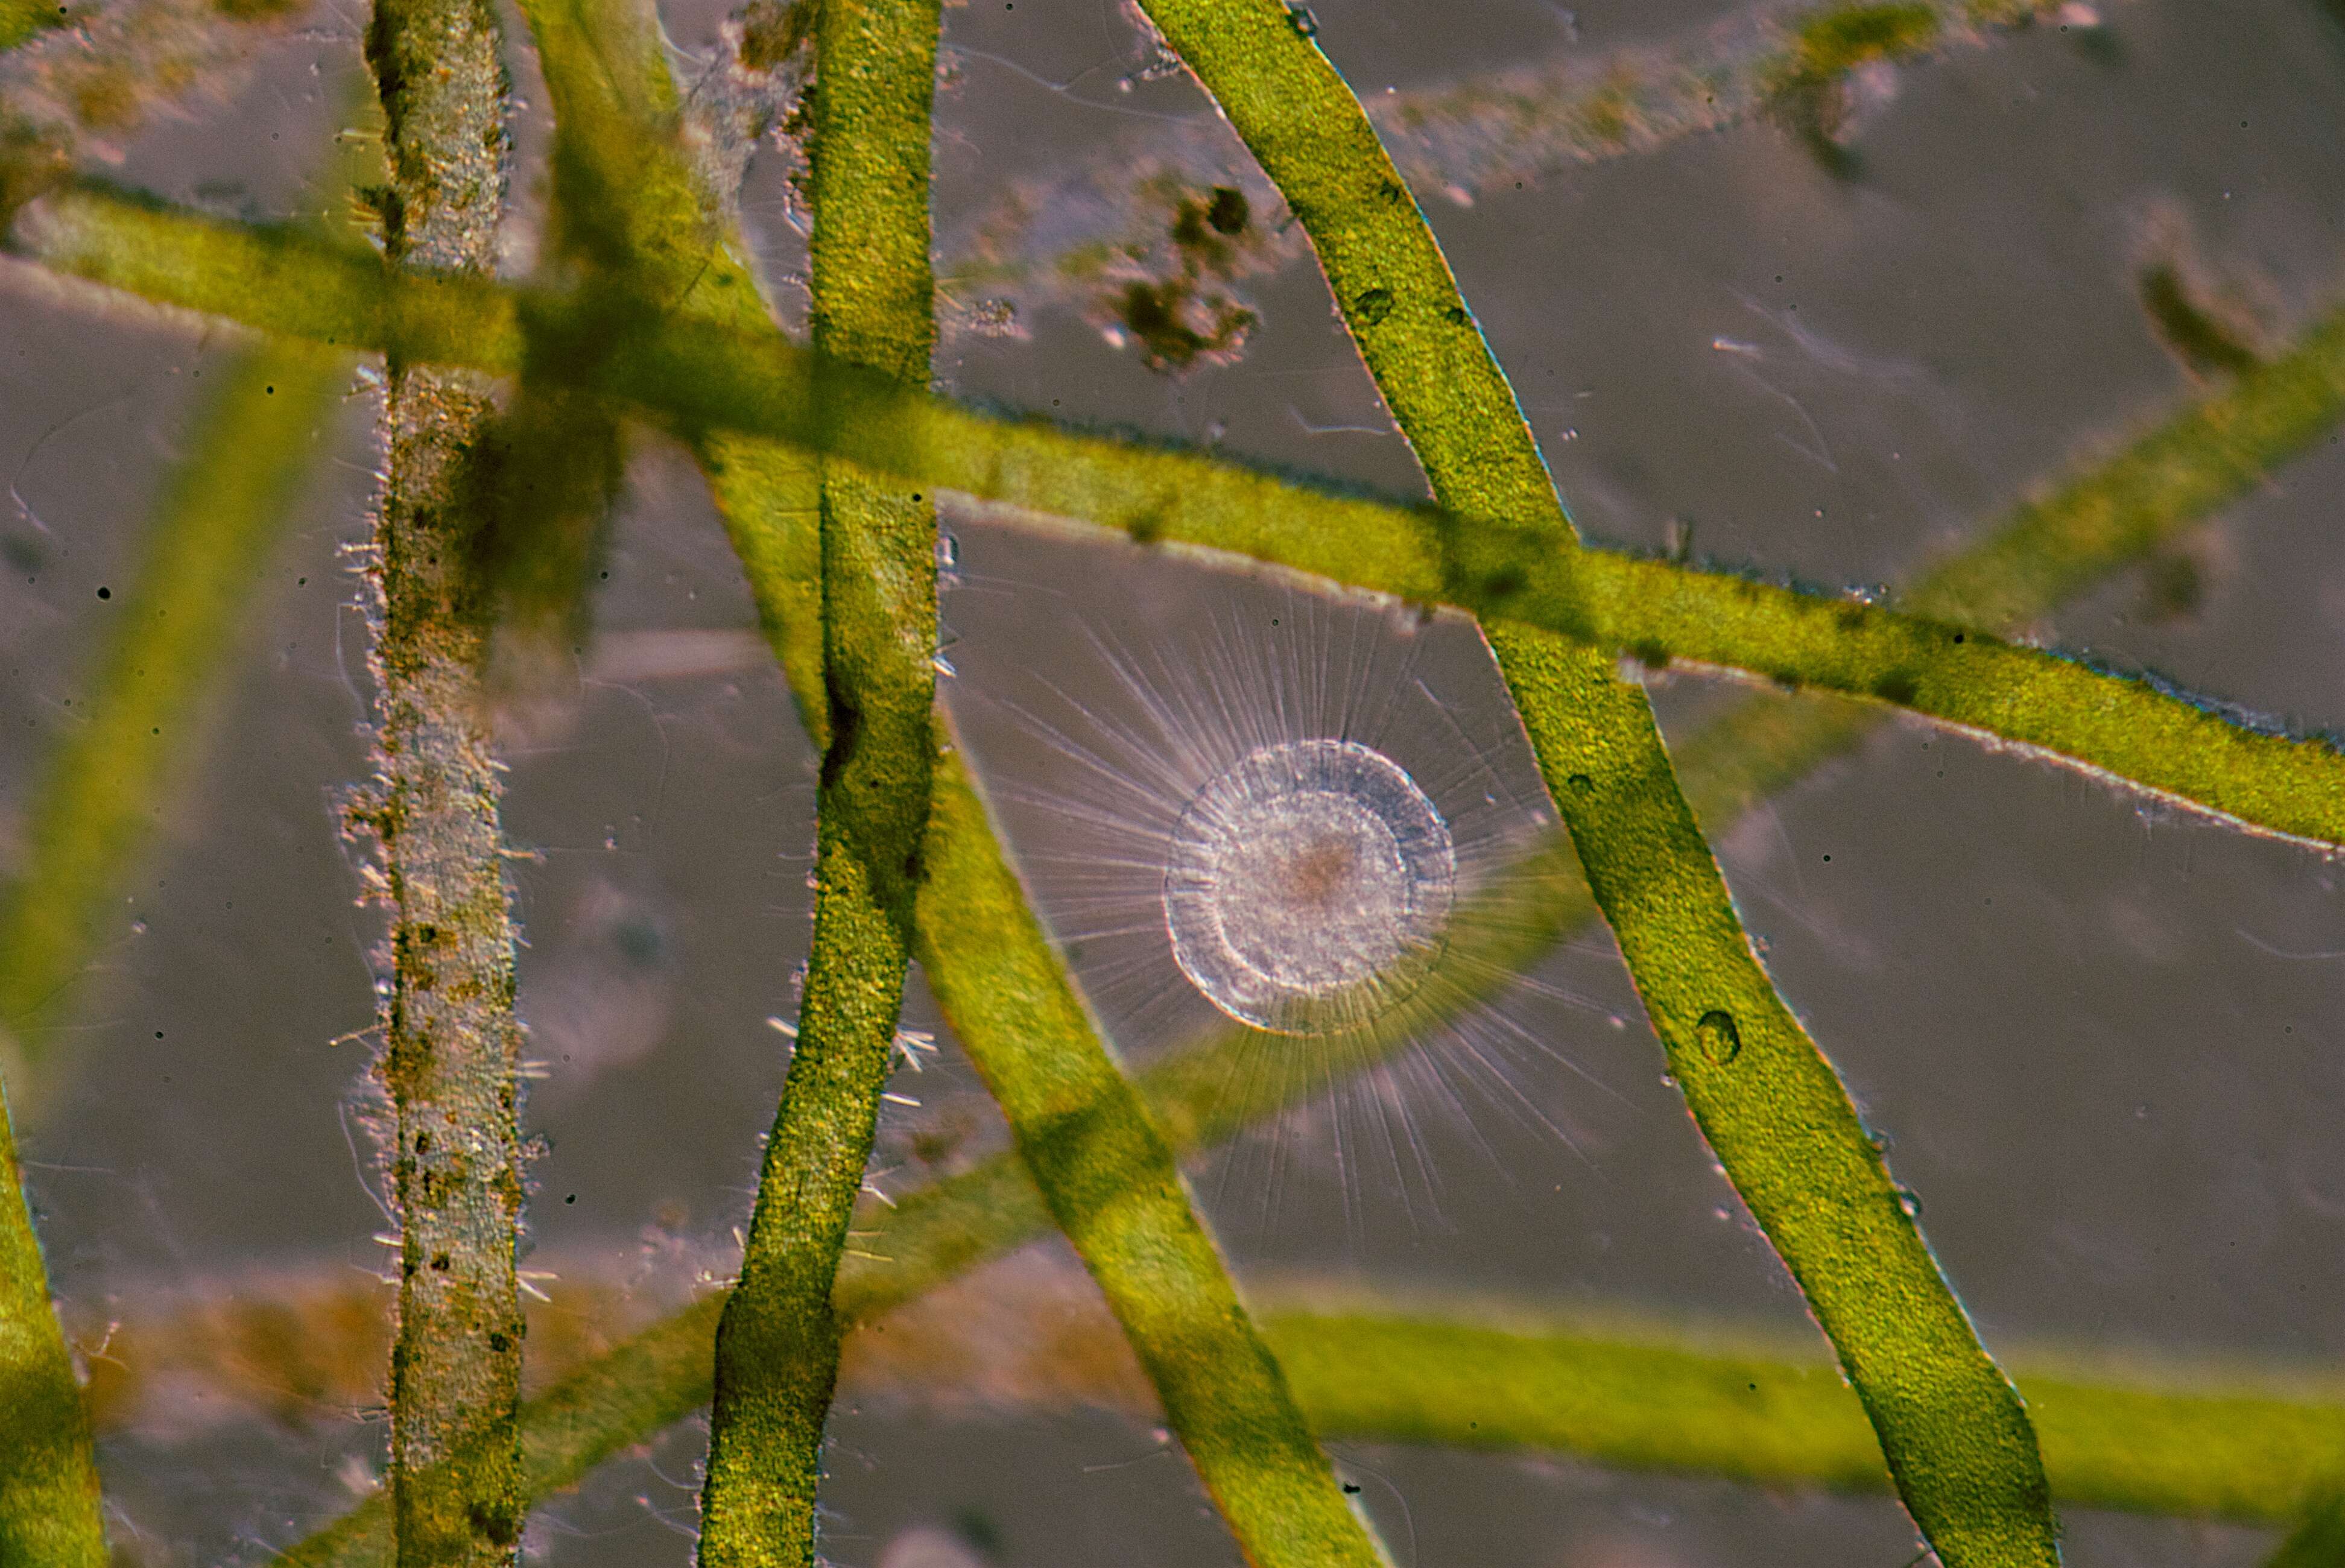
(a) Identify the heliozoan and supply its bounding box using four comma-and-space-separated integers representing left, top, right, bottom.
944, 520, 1609, 1221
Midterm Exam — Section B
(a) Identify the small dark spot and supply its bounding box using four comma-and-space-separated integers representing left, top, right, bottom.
1204, 186, 1248, 235
565, 1193, 577, 1204
1821, 854, 1831, 862
821, 681, 864, 791
1376, 179, 1404, 204
486, 1330, 511, 1355
1353, 286, 1396, 326
1695, 1008, 1741, 1064
1445, 305, 1471, 326
1565, 773, 1594, 795
2138, 264, 2259, 379
1481, 566, 1525, 601
1342, 1483, 1362, 1494
2142, 550, 2204, 622
1285, 2, 1317, 36
1873, 669, 1919, 706
95, 586, 110, 600
1951, 631, 1964, 644
430, 1251, 451, 1271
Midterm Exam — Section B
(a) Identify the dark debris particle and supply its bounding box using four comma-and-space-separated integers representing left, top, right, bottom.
1113, 279, 1256, 372
735, 0, 817, 72
2138, 264, 2259, 379
1479, 566, 1525, 601
1204, 185, 1249, 236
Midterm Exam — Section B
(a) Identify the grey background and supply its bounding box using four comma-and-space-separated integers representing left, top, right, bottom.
1, 0, 2340, 1562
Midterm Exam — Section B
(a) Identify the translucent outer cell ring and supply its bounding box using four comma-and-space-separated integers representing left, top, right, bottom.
1163, 738, 1455, 1035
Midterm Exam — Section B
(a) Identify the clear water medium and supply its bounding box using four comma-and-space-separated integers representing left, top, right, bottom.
1163, 738, 1456, 1035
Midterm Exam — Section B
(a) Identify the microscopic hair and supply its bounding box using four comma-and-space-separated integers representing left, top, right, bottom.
942, 515, 1621, 1234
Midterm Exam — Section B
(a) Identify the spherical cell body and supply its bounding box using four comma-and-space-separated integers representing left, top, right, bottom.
1163, 738, 1455, 1034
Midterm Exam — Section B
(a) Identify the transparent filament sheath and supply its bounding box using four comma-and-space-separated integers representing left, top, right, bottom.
1163, 738, 1456, 1035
